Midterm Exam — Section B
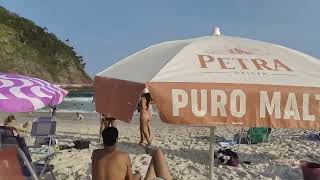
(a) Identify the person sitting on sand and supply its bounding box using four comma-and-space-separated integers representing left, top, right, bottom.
99, 114, 117, 142
3, 115, 30, 134
92, 127, 172, 180
138, 88, 153, 146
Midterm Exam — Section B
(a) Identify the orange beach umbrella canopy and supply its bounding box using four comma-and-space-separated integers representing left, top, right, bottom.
94, 28, 320, 130
95, 28, 320, 179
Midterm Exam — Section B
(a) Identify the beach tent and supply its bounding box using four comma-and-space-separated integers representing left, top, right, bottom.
94, 27, 320, 179
0, 73, 68, 112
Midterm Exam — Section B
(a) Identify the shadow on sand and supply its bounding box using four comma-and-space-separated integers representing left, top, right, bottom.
191, 135, 227, 142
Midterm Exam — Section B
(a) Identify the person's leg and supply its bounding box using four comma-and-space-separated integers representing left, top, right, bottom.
133, 173, 142, 180
142, 122, 151, 145
145, 148, 172, 180
139, 122, 145, 145
147, 119, 152, 141
144, 158, 156, 180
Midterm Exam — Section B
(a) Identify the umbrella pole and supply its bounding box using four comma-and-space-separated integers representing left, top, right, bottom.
209, 126, 216, 180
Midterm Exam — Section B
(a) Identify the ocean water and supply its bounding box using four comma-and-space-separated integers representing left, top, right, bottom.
38, 90, 156, 116
58, 90, 95, 112
38, 90, 96, 113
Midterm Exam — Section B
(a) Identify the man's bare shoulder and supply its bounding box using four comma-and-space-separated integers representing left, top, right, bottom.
92, 148, 129, 158
114, 149, 130, 160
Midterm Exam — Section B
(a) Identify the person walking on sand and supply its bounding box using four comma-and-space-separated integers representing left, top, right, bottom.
92, 127, 172, 180
138, 88, 153, 146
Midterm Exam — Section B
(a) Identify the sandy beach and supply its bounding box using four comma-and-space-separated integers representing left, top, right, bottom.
1, 112, 320, 180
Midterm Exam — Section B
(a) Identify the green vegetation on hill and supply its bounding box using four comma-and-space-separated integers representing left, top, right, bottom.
0, 6, 92, 84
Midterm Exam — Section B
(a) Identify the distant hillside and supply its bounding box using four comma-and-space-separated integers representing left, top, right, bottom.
0, 6, 92, 85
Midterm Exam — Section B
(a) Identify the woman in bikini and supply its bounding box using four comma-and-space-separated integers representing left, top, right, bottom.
139, 88, 153, 146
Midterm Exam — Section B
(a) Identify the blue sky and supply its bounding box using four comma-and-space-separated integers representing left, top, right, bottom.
1, 0, 320, 76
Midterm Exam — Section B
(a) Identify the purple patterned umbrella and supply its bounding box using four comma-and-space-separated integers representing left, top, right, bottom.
0, 73, 68, 112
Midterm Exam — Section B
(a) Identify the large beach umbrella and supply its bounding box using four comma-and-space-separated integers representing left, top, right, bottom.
0, 73, 68, 112
94, 28, 320, 179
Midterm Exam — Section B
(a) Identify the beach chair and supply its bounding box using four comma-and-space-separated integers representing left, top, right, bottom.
30, 117, 58, 157
0, 126, 55, 179
31, 116, 57, 147
248, 127, 270, 144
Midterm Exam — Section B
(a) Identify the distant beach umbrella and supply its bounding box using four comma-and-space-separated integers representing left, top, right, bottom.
0, 73, 68, 112
95, 27, 320, 179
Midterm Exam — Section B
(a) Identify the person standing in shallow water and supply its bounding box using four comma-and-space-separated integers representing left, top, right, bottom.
50, 105, 57, 117
138, 88, 153, 146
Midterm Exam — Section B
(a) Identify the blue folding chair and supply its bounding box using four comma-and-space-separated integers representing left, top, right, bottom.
31, 117, 57, 147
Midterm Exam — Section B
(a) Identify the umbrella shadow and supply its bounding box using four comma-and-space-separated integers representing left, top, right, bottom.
117, 141, 145, 155
260, 164, 302, 179
191, 135, 227, 142
162, 147, 209, 166
55, 132, 146, 155
57, 131, 98, 137
237, 151, 276, 164
161, 147, 276, 166
55, 132, 99, 145
116, 141, 213, 166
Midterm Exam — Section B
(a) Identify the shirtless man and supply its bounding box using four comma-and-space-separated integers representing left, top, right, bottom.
139, 89, 153, 146
92, 127, 172, 180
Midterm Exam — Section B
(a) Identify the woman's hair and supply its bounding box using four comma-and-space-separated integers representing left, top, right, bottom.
144, 93, 152, 110
4, 115, 15, 126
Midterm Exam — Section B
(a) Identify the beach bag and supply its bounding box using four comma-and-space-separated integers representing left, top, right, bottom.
73, 139, 90, 149
217, 149, 239, 167
301, 161, 320, 180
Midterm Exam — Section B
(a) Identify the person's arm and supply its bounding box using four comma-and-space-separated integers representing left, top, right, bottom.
125, 154, 142, 180
91, 151, 97, 180
125, 154, 133, 180
22, 120, 29, 129
137, 101, 141, 113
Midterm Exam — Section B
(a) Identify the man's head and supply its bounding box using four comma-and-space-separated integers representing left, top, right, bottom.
102, 127, 118, 147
